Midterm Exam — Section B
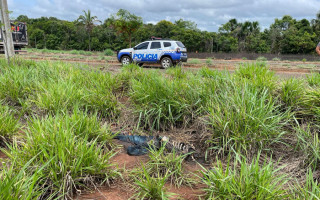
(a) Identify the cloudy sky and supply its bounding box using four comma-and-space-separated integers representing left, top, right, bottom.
8, 0, 320, 31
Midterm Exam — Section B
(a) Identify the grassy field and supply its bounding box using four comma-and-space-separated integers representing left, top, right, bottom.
1, 57, 320, 199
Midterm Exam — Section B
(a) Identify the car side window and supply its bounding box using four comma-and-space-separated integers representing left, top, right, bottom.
135, 42, 149, 50
164, 42, 171, 47
151, 42, 161, 49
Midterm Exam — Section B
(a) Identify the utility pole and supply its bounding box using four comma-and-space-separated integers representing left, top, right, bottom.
0, 0, 14, 63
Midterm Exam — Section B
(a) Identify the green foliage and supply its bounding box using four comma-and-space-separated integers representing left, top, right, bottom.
188, 59, 201, 64
206, 58, 213, 65
307, 73, 320, 87
200, 154, 289, 200
302, 58, 307, 62
146, 143, 190, 187
280, 78, 305, 109
296, 124, 320, 170
104, 49, 114, 56
256, 56, 267, 61
7, 111, 118, 198
242, 57, 247, 60
0, 156, 49, 200
234, 62, 277, 92
206, 82, 289, 155
0, 104, 20, 142
133, 165, 174, 200
294, 170, 320, 199
272, 57, 281, 61
129, 71, 202, 130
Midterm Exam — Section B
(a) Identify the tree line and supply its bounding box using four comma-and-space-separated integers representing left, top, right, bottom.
16, 9, 320, 54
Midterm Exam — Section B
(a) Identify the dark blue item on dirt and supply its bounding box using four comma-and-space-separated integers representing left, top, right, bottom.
113, 134, 161, 156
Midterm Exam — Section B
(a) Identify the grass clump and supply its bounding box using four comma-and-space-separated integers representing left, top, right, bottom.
188, 59, 201, 64
256, 56, 267, 61
272, 57, 281, 61
206, 58, 213, 65
206, 82, 289, 155
70, 50, 79, 55
293, 170, 320, 199
166, 67, 187, 79
133, 165, 174, 200
130, 71, 202, 130
200, 154, 289, 200
0, 104, 20, 145
280, 78, 305, 109
145, 143, 190, 187
307, 73, 320, 87
7, 111, 118, 199
242, 57, 247, 60
0, 156, 49, 200
234, 62, 277, 92
104, 49, 114, 56
296, 124, 320, 170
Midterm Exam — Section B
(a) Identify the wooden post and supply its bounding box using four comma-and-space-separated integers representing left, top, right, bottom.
0, 0, 14, 63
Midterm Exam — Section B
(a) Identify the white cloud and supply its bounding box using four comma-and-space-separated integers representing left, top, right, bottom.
9, 0, 320, 31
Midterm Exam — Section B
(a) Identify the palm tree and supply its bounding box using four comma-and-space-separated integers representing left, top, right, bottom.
77, 10, 101, 51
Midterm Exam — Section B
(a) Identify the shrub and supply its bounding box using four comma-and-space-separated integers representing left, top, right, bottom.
104, 49, 114, 56
200, 154, 289, 199
302, 58, 307, 62
242, 57, 247, 60
256, 56, 267, 61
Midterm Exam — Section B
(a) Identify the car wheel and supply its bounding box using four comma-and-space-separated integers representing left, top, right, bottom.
138, 63, 143, 67
121, 55, 131, 66
161, 57, 172, 69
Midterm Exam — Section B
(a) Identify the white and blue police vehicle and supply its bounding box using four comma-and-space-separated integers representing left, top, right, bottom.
117, 39, 187, 68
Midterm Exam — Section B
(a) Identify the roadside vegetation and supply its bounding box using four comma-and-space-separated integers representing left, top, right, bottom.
1, 58, 320, 199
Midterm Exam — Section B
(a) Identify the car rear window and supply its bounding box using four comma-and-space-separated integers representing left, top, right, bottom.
176, 41, 185, 48
164, 42, 171, 47
151, 42, 161, 49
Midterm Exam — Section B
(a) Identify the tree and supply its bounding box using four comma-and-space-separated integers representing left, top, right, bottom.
77, 10, 101, 51
109, 9, 143, 47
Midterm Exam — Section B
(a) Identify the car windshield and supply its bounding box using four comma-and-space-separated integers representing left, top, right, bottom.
176, 41, 185, 48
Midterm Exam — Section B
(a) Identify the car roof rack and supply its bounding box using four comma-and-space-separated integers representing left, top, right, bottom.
149, 36, 173, 41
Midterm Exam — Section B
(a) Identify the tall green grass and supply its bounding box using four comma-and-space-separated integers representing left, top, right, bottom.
206, 82, 290, 155
234, 62, 277, 92
0, 156, 50, 200
146, 143, 191, 187
7, 111, 118, 198
130, 71, 203, 130
133, 165, 174, 200
0, 104, 20, 145
200, 154, 289, 199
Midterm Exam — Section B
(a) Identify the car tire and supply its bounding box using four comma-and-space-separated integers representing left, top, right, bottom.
161, 57, 172, 69
138, 63, 143, 67
121, 55, 131, 66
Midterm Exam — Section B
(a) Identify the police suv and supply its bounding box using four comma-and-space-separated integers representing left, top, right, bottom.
117, 39, 187, 68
